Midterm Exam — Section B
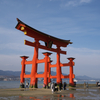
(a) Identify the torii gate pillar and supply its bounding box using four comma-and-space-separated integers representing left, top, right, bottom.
20, 56, 29, 83
56, 46, 62, 83
30, 39, 39, 88
43, 52, 52, 88
67, 57, 75, 86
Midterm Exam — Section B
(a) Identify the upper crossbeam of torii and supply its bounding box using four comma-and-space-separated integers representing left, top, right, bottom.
15, 18, 75, 88
15, 18, 72, 54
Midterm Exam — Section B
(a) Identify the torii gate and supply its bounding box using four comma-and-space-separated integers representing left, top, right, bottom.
15, 18, 75, 88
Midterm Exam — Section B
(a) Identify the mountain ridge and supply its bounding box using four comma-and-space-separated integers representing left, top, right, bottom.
0, 70, 99, 80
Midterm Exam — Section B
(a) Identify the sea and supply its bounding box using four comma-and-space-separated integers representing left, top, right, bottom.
0, 80, 99, 89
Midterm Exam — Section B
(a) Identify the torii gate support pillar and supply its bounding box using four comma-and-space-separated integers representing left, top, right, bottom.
30, 39, 39, 88
67, 57, 75, 86
20, 56, 29, 83
43, 52, 52, 88
56, 46, 62, 84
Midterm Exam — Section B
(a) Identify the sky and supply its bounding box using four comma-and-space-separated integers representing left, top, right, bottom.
0, 0, 100, 78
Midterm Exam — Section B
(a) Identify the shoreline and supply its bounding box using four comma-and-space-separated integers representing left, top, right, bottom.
0, 84, 99, 96
0, 84, 100, 99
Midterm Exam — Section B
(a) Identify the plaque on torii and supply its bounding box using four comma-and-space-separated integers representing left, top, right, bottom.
15, 18, 75, 88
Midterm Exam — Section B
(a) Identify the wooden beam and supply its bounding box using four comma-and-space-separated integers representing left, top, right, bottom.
24, 40, 66, 54
60, 62, 70, 67
50, 64, 57, 68
24, 74, 31, 78
36, 74, 44, 78
15, 18, 72, 47
61, 75, 69, 78
37, 59, 45, 63
25, 61, 32, 64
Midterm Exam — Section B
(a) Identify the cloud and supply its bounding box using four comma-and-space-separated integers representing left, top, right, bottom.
0, 26, 35, 55
0, 43, 32, 52
0, 54, 21, 71
0, 27, 24, 42
0, 46, 100, 78
61, 0, 92, 7
67, 47, 100, 55
0, 27, 16, 35
58, 46, 100, 78
80, 0, 92, 3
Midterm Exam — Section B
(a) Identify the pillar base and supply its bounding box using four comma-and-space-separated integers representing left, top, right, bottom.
69, 83, 75, 87
43, 85, 49, 89
29, 84, 38, 88
20, 83, 25, 88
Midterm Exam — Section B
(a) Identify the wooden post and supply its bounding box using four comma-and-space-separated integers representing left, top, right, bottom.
56, 46, 62, 84
67, 57, 75, 86
20, 56, 29, 83
43, 52, 52, 88
30, 39, 39, 88
48, 60, 52, 83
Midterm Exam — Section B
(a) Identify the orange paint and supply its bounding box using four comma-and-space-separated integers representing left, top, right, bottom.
20, 56, 28, 83
68, 57, 75, 85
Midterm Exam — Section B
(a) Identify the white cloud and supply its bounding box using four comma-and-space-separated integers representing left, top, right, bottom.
0, 46, 100, 78
0, 43, 33, 52
80, 0, 92, 3
0, 27, 18, 35
59, 46, 100, 78
0, 26, 35, 55
37, 4, 41, 8
67, 47, 100, 55
0, 54, 21, 71
61, 0, 92, 7
65, 1, 78, 7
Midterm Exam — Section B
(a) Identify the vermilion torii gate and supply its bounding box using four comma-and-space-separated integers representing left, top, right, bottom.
15, 18, 75, 88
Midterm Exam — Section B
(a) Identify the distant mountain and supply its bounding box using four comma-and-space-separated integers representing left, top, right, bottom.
0, 70, 30, 77
0, 70, 99, 80
75, 75, 96, 80
38, 71, 56, 75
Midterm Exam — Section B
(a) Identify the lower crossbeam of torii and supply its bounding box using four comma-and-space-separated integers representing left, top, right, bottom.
15, 18, 75, 88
